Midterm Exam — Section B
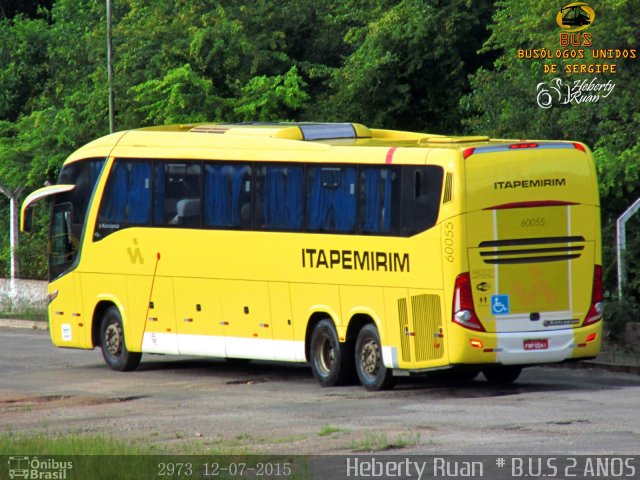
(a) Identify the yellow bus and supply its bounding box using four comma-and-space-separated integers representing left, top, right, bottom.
21, 122, 603, 390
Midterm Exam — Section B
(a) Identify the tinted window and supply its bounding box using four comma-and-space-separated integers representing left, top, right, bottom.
359, 167, 400, 234
203, 163, 252, 228
255, 165, 303, 230
401, 166, 444, 235
154, 162, 202, 227
56, 158, 105, 228
49, 203, 78, 280
50, 158, 105, 278
306, 166, 356, 232
95, 160, 151, 239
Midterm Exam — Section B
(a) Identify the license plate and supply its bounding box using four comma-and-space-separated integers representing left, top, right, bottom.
524, 339, 549, 350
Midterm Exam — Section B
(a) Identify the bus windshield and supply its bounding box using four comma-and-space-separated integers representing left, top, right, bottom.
48, 158, 105, 279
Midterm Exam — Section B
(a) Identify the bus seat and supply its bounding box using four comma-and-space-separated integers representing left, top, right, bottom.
170, 198, 200, 225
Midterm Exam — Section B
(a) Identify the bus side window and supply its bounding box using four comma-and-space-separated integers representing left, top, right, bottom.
95, 160, 151, 239
255, 165, 303, 230
203, 163, 252, 228
155, 162, 202, 227
401, 166, 444, 235
306, 166, 356, 233
359, 167, 400, 234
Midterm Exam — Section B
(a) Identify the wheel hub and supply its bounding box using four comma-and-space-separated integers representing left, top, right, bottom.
104, 323, 122, 357
360, 340, 380, 376
318, 335, 335, 374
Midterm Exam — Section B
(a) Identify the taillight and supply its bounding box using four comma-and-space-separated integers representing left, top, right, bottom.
509, 143, 539, 149
452, 273, 485, 331
572, 142, 586, 152
583, 265, 603, 326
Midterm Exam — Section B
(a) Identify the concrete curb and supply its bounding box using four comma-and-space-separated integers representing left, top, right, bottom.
567, 358, 640, 376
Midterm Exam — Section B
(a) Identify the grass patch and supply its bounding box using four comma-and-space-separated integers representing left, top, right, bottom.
1, 433, 314, 479
0, 433, 155, 455
0, 305, 47, 322
350, 431, 421, 452
318, 425, 346, 437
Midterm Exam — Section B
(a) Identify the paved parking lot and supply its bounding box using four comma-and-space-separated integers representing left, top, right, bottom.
2, 328, 640, 455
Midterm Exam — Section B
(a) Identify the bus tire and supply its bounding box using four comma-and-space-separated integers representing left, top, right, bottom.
309, 319, 353, 387
100, 306, 141, 372
483, 366, 522, 385
355, 324, 395, 391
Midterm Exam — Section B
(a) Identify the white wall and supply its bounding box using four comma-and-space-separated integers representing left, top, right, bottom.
0, 278, 47, 312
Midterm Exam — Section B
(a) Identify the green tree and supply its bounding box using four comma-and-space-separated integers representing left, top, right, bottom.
234, 66, 309, 121
326, 0, 493, 132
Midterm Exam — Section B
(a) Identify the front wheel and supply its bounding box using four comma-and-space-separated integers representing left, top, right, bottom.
355, 324, 395, 391
100, 306, 141, 372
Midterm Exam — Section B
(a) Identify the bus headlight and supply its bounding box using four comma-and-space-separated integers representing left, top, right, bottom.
47, 289, 59, 304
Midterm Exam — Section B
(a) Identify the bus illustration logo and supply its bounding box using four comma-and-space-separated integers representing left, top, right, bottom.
8, 457, 29, 479
556, 2, 595, 32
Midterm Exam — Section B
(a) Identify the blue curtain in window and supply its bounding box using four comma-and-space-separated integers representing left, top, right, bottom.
89, 159, 105, 187
204, 165, 228, 226
205, 164, 249, 226
307, 167, 356, 232
127, 162, 151, 223
230, 166, 249, 226
101, 162, 128, 223
286, 167, 303, 228
382, 170, 392, 231
263, 166, 303, 229
264, 168, 284, 227
307, 169, 330, 230
362, 169, 392, 233
363, 170, 380, 232
335, 168, 356, 231
153, 164, 166, 223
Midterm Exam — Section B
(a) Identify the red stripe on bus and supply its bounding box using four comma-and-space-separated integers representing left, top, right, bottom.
385, 147, 398, 164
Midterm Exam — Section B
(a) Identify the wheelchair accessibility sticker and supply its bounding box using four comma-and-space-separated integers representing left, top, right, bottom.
491, 294, 510, 315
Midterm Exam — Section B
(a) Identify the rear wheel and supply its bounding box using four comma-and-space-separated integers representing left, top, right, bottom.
355, 324, 395, 391
309, 319, 354, 387
483, 366, 522, 385
100, 306, 141, 372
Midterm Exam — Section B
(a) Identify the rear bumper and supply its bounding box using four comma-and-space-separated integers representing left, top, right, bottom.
448, 322, 602, 366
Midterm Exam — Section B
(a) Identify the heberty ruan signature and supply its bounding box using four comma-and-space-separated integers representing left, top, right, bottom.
536, 77, 615, 108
